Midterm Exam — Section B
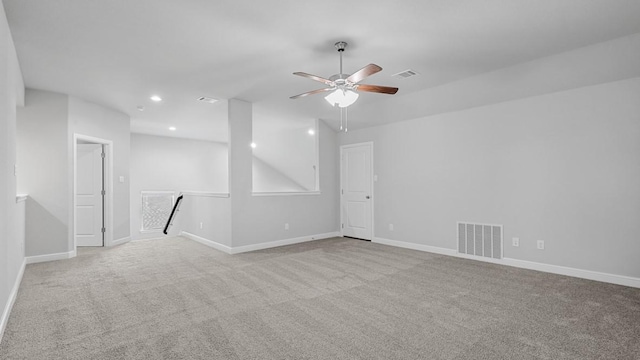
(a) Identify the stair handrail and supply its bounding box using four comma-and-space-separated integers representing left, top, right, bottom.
163, 194, 184, 235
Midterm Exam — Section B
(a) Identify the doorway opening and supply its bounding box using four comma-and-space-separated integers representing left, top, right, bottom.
73, 134, 113, 248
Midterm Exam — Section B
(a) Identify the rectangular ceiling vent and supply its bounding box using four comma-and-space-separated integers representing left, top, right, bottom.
392, 69, 420, 79
198, 96, 218, 104
457, 222, 503, 259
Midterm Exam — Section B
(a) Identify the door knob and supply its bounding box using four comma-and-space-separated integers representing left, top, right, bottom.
366, 195, 370, 199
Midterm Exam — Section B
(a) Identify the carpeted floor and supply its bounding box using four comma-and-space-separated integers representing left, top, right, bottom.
1, 237, 639, 359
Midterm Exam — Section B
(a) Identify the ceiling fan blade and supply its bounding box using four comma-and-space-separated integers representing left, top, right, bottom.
293, 72, 334, 86
290, 88, 333, 99
347, 64, 382, 84
356, 84, 399, 95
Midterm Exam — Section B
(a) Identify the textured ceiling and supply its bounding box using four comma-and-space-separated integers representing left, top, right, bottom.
4, 0, 640, 141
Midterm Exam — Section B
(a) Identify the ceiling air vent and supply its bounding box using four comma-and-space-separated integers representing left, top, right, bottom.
392, 69, 419, 79
198, 96, 218, 104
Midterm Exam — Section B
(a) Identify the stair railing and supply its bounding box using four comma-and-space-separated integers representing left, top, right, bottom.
163, 194, 184, 235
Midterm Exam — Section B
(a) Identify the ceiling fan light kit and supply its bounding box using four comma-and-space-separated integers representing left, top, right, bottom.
291, 41, 399, 131
325, 89, 359, 108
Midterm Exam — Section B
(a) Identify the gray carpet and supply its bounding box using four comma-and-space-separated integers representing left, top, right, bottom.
1, 237, 639, 359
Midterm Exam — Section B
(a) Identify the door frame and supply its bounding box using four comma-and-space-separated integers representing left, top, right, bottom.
340, 142, 374, 240
73, 133, 113, 249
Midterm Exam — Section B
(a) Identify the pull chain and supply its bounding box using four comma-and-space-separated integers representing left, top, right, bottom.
345, 106, 348, 132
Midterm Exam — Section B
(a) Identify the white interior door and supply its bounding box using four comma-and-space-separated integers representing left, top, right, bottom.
341, 143, 373, 240
76, 143, 104, 246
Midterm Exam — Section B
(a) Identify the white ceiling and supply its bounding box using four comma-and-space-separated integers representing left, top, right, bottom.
4, 0, 640, 140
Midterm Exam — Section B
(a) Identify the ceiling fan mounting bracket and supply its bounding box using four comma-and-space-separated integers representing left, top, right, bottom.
334, 41, 347, 52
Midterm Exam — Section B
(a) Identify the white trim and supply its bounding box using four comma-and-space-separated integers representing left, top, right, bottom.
180, 191, 230, 198
130, 236, 166, 242
15, 194, 28, 203
313, 118, 320, 192
139, 229, 163, 234
229, 232, 340, 254
181, 231, 340, 255
373, 237, 640, 289
26, 249, 77, 264
373, 237, 457, 257
180, 231, 233, 254
0, 259, 26, 344
340, 142, 375, 240
251, 191, 321, 197
107, 236, 131, 247
501, 258, 640, 289
73, 134, 113, 249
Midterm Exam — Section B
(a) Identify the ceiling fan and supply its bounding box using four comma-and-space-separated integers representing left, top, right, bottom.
290, 41, 398, 108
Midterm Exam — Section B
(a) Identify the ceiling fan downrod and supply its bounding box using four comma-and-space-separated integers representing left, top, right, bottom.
335, 41, 347, 78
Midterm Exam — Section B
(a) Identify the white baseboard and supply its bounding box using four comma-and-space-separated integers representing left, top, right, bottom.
373, 237, 458, 257
0, 259, 26, 344
25, 249, 77, 264
108, 236, 131, 247
373, 237, 640, 289
229, 232, 340, 254
180, 232, 233, 254
501, 257, 640, 289
181, 231, 340, 255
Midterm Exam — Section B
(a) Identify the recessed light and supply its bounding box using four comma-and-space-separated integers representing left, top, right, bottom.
169, 126, 176, 131
308, 129, 315, 135
150, 95, 162, 102
250, 142, 256, 149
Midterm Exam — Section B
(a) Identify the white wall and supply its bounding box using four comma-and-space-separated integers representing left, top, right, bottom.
130, 133, 228, 240
0, 2, 25, 341
252, 156, 306, 192
17, 90, 70, 256
230, 98, 339, 248
351, 33, 640, 128
253, 113, 317, 191
179, 195, 231, 247
69, 97, 131, 243
234, 119, 338, 246
341, 42, 640, 279
17, 90, 131, 255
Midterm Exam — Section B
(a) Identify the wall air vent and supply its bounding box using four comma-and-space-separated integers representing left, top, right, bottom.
198, 96, 218, 104
392, 69, 419, 79
457, 222, 503, 259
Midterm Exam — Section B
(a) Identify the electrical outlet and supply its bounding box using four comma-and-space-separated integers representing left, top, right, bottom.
537, 240, 545, 250
512, 237, 519, 247
285, 223, 289, 230
199, 222, 203, 229
389, 224, 394, 231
